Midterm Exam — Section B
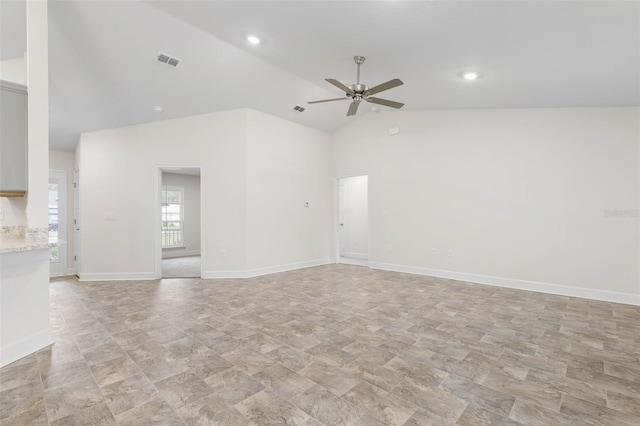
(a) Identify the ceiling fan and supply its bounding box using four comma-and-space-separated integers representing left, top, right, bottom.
308, 56, 404, 116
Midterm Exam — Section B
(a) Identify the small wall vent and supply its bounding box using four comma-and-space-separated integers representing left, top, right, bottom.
293, 105, 306, 113
157, 52, 181, 67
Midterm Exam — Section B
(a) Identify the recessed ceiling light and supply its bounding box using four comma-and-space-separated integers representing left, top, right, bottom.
153, 105, 163, 113
247, 35, 261, 45
463, 72, 480, 80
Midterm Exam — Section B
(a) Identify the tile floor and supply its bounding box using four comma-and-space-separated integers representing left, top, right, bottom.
1, 264, 639, 425
162, 256, 201, 278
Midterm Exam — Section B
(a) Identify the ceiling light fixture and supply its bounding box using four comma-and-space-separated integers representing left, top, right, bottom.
247, 35, 261, 45
463, 72, 480, 80
152, 105, 163, 113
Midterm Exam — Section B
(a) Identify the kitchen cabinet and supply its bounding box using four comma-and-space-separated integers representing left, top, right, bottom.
0, 80, 28, 197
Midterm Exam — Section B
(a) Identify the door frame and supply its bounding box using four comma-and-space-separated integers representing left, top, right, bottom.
49, 169, 67, 277
334, 173, 370, 266
154, 166, 205, 279
74, 169, 80, 277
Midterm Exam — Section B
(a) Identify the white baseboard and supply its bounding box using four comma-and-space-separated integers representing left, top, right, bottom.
50, 269, 75, 278
204, 258, 332, 279
338, 257, 368, 266
79, 272, 156, 282
162, 249, 201, 259
0, 329, 53, 368
202, 270, 247, 279
342, 252, 368, 260
245, 258, 333, 278
369, 262, 640, 306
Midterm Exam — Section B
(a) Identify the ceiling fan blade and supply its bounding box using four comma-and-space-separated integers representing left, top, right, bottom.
347, 101, 360, 116
307, 98, 347, 104
326, 78, 355, 95
367, 97, 404, 109
367, 78, 403, 96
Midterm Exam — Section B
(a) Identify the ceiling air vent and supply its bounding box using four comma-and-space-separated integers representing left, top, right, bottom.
293, 105, 306, 113
157, 52, 181, 67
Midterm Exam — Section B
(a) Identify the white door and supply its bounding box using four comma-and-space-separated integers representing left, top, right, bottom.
49, 170, 67, 277
338, 183, 347, 257
337, 175, 369, 265
74, 169, 81, 277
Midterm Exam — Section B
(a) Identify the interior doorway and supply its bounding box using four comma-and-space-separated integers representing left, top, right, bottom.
157, 167, 203, 278
74, 169, 80, 277
49, 170, 67, 277
337, 175, 369, 266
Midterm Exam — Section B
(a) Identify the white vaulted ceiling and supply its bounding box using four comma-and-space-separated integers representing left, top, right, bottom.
38, 1, 640, 150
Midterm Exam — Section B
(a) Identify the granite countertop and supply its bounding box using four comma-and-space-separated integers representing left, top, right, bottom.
0, 239, 55, 254
0, 226, 54, 253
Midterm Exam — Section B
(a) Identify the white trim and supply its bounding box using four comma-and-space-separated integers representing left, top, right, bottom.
50, 269, 76, 278
162, 249, 201, 259
49, 169, 68, 278
79, 272, 156, 282
203, 258, 332, 279
156, 166, 204, 279
202, 270, 248, 279
369, 261, 640, 306
0, 329, 53, 368
342, 252, 367, 260
338, 256, 368, 267
245, 258, 332, 278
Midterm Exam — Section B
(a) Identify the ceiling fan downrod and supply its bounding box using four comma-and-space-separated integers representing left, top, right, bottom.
354, 56, 365, 85
350, 56, 368, 96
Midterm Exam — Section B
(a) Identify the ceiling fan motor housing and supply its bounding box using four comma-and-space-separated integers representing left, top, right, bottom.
349, 84, 369, 93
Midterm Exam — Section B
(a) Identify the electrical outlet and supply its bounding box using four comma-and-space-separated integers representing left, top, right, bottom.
448, 249, 454, 257
221, 249, 228, 257
430, 248, 436, 255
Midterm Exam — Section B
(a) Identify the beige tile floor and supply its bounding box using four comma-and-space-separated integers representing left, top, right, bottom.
1, 264, 639, 425
162, 256, 201, 278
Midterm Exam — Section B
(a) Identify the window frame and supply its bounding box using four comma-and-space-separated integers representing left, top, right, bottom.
161, 185, 185, 248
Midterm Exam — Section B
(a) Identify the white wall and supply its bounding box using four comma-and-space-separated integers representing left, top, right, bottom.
25, 0, 48, 231
339, 175, 368, 259
0, 0, 53, 368
0, 56, 26, 85
50, 150, 75, 274
246, 109, 332, 274
332, 107, 640, 304
77, 109, 246, 280
161, 172, 201, 258
77, 108, 332, 280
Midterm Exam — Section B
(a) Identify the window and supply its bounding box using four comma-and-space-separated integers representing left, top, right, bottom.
48, 178, 60, 262
161, 186, 184, 248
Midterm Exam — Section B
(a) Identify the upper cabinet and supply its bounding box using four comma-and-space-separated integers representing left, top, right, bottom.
0, 80, 28, 197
